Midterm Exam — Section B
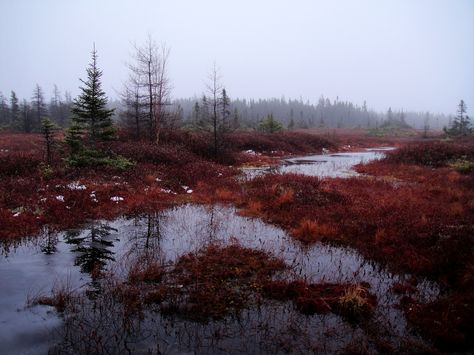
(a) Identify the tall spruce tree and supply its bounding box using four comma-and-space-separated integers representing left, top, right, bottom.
65, 46, 132, 170
70, 45, 115, 148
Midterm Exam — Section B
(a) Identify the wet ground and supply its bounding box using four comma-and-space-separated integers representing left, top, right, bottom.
241, 147, 394, 179
0, 147, 439, 354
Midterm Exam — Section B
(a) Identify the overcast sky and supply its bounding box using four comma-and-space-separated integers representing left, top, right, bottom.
0, 0, 473, 114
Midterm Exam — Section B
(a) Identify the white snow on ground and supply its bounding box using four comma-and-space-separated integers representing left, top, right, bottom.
110, 196, 124, 202
55, 195, 64, 202
160, 188, 177, 195
67, 181, 86, 190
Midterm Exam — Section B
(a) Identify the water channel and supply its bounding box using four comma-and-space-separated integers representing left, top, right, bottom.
0, 147, 438, 354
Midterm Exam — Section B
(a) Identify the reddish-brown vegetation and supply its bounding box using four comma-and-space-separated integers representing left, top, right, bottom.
240, 173, 345, 235
128, 243, 287, 321
262, 280, 376, 322
234, 138, 474, 351
122, 243, 377, 323
224, 131, 334, 154
4, 128, 474, 352
400, 294, 474, 351
0, 130, 332, 240
351, 139, 474, 351
382, 141, 473, 167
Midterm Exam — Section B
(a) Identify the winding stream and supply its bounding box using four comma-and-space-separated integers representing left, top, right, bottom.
241, 147, 394, 179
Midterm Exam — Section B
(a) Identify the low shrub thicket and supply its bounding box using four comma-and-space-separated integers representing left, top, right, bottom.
383, 141, 474, 167
225, 131, 334, 153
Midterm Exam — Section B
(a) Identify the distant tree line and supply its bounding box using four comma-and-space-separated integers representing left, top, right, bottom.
0, 87, 460, 135
173, 96, 452, 131
0, 85, 73, 132
0, 36, 461, 136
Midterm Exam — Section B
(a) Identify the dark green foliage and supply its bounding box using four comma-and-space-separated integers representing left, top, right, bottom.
259, 113, 283, 133
0, 92, 10, 127
65, 122, 85, 156
66, 46, 130, 170
10, 91, 20, 129
444, 100, 472, 136
65, 148, 133, 170
70, 46, 115, 147
41, 117, 59, 165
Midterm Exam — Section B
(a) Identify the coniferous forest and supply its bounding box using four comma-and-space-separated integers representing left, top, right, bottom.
0, 1, 473, 354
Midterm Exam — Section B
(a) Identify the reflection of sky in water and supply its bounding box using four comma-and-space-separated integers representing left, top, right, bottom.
242, 147, 395, 179
1, 203, 438, 354
2, 147, 439, 354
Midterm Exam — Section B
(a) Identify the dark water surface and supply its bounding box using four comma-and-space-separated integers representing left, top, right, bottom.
0, 147, 438, 354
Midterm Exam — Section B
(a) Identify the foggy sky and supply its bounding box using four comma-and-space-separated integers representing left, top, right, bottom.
1, 0, 473, 115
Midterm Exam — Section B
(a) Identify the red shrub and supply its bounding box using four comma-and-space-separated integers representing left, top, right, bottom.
402, 294, 474, 351
383, 141, 474, 167
225, 131, 334, 154
0, 151, 43, 177
242, 173, 345, 228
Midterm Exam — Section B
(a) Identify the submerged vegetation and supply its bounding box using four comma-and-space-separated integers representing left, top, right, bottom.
1, 46, 473, 353
2, 126, 474, 353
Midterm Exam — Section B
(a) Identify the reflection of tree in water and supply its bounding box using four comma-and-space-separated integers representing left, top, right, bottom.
131, 212, 163, 253
40, 227, 59, 255
65, 223, 118, 275
206, 205, 218, 242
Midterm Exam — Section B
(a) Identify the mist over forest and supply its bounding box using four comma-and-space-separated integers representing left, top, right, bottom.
0, 83, 453, 134
1, 1, 474, 354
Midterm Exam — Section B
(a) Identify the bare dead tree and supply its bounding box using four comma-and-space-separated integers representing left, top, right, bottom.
205, 64, 224, 157
32, 84, 47, 131
124, 36, 171, 143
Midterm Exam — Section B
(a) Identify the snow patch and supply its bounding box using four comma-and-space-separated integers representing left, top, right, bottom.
67, 181, 86, 190
110, 196, 124, 202
160, 188, 177, 195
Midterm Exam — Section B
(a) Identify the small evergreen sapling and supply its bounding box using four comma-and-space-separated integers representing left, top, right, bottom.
41, 117, 59, 165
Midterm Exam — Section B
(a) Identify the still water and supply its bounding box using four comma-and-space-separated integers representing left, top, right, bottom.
1, 147, 438, 354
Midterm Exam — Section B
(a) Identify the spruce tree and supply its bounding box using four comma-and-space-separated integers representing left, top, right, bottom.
41, 118, 59, 165
66, 46, 131, 170
259, 113, 283, 133
10, 91, 20, 129
70, 45, 115, 148
445, 100, 472, 136
0, 92, 9, 126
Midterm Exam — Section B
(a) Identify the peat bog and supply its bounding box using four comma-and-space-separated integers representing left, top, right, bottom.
1, 129, 473, 354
